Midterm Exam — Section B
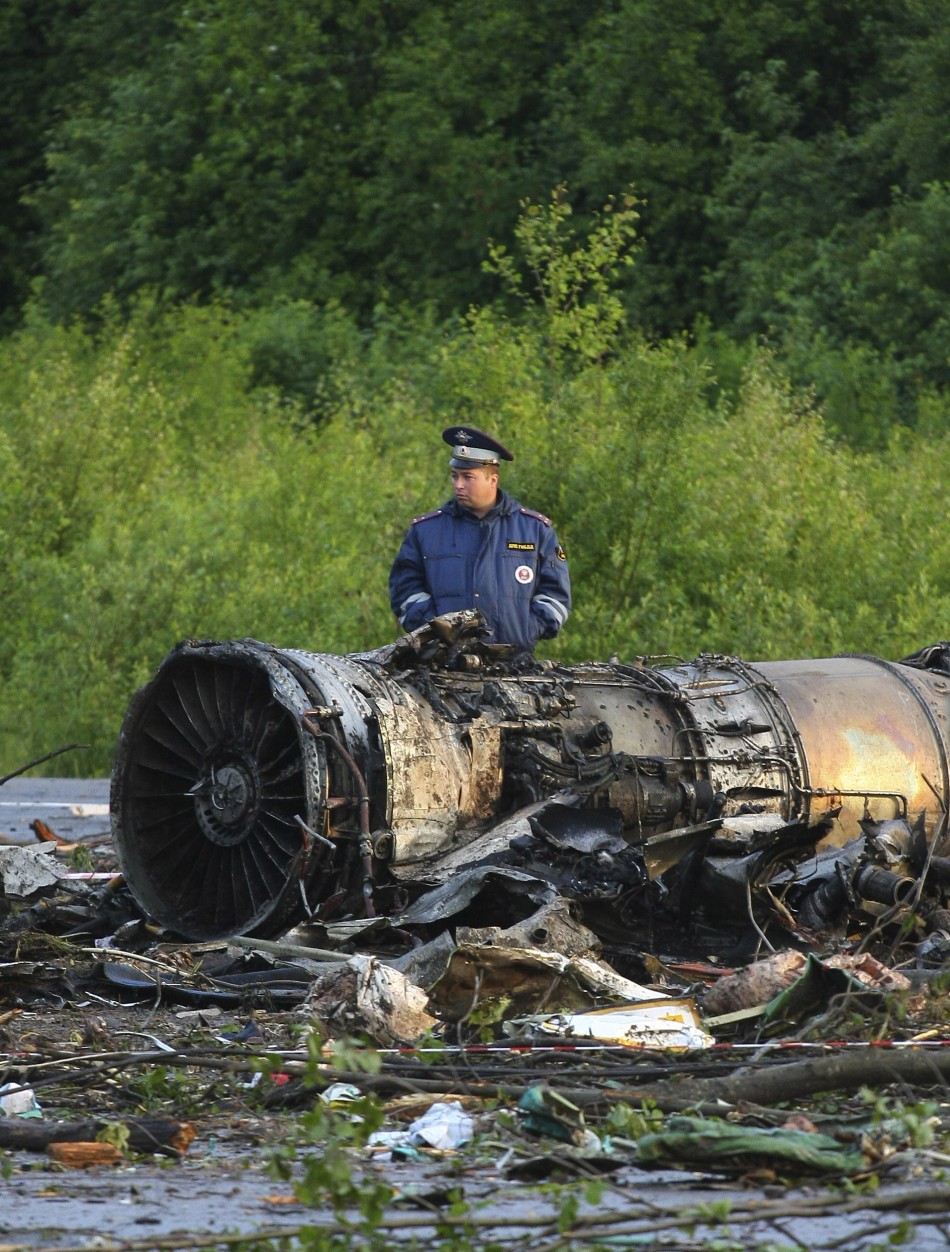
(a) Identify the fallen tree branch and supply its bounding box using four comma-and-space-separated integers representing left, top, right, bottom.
0, 1115, 196, 1156
263, 1048, 950, 1113
0, 743, 89, 786
8, 1043, 950, 1118
605, 1046, 950, 1109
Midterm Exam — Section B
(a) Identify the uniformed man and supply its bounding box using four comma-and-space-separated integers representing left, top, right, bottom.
389, 427, 571, 652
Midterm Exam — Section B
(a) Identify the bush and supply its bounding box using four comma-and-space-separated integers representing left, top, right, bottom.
2, 209, 950, 774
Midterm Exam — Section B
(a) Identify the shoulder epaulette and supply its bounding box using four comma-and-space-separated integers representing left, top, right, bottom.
411, 508, 444, 525
519, 506, 552, 527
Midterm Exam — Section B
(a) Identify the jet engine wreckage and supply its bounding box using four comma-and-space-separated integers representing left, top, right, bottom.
107, 614, 950, 986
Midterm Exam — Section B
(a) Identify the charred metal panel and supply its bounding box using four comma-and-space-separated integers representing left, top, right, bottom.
555, 665, 683, 762
369, 689, 503, 863
656, 657, 804, 812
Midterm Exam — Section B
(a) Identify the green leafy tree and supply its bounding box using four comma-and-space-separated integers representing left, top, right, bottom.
484, 185, 641, 365
32, 0, 385, 319
0, 0, 99, 328
543, 0, 735, 333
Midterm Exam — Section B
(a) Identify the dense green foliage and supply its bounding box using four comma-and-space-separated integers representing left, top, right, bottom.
3, 5, 950, 773
3, 193, 950, 772
0, 0, 949, 440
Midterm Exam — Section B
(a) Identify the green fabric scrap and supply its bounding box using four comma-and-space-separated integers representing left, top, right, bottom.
761, 952, 884, 1026
518, 1085, 593, 1146
635, 1115, 866, 1174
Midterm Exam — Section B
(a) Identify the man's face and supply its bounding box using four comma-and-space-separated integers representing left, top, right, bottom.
451, 466, 499, 517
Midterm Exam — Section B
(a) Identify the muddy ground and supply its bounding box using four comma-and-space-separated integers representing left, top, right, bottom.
3, 780, 950, 1251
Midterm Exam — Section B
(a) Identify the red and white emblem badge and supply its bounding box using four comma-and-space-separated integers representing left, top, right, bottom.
514, 564, 534, 585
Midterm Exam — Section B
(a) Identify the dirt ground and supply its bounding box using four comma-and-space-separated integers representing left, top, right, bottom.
4, 779, 950, 1251
4, 987, 950, 1252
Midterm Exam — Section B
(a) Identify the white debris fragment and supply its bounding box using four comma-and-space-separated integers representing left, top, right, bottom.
320, 1083, 363, 1106
407, 1101, 476, 1150
0, 1083, 42, 1116
0, 844, 66, 897
514, 998, 714, 1051
368, 1101, 476, 1153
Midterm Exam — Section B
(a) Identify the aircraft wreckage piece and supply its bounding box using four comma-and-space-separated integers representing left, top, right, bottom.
110, 616, 950, 941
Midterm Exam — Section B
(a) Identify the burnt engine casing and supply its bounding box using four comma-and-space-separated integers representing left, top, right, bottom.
110, 637, 950, 940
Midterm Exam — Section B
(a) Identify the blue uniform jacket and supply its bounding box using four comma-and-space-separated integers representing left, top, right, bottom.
389, 490, 571, 651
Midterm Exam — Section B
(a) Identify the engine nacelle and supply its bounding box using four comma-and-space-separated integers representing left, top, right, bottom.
110, 629, 950, 939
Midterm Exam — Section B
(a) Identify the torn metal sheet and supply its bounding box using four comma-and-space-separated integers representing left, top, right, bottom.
305, 955, 438, 1045
0, 958, 75, 1006
640, 820, 721, 880
425, 942, 666, 1023
508, 998, 713, 1052
384, 929, 459, 989
387, 793, 581, 886
397, 866, 559, 927
457, 898, 602, 958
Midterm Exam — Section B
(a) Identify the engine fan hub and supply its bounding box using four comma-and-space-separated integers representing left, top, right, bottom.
193, 760, 261, 846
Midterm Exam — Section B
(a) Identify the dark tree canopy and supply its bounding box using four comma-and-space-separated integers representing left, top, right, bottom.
1, 0, 946, 440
